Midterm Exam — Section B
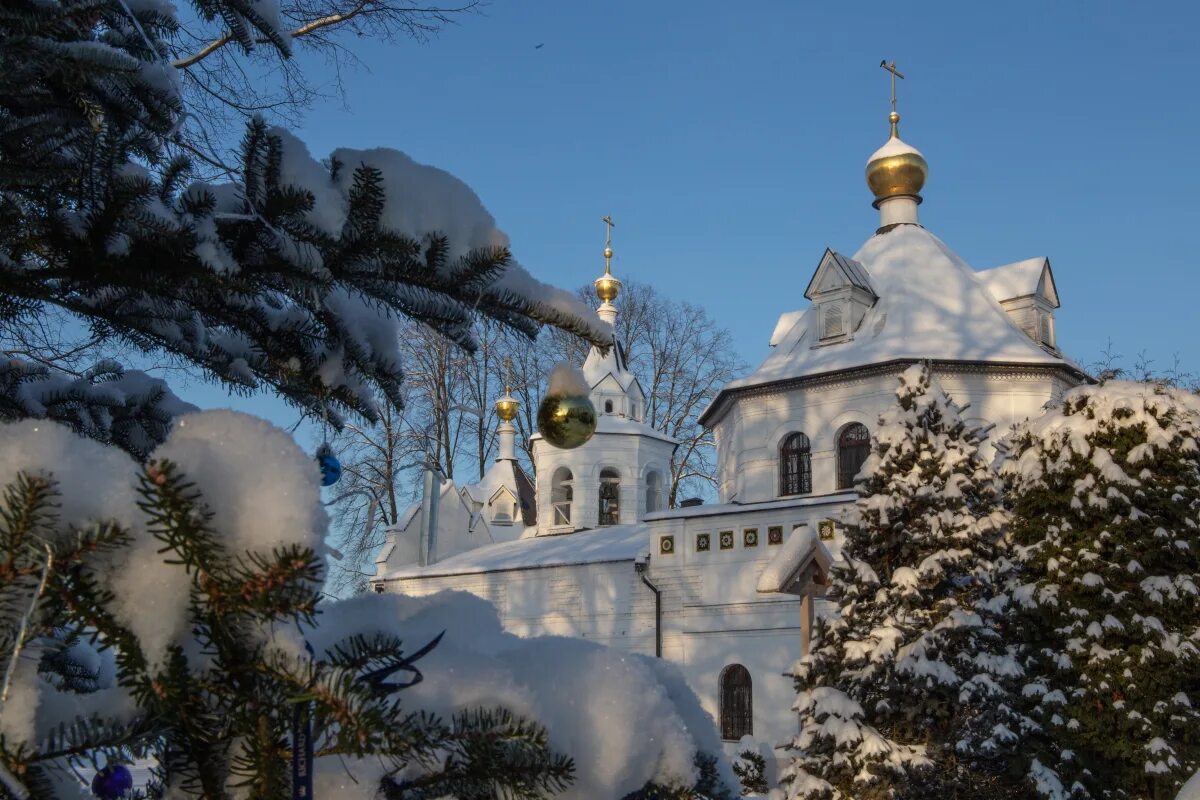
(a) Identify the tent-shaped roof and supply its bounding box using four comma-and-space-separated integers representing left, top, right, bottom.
757, 527, 832, 595
463, 458, 538, 529
701, 225, 1085, 425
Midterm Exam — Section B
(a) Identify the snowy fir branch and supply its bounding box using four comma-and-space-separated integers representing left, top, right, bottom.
1, 0, 609, 456
0, 422, 581, 799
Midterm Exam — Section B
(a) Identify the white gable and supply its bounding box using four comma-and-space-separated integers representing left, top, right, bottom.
592, 372, 624, 394
804, 249, 877, 301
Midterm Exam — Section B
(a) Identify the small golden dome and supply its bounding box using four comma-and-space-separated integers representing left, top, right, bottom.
494, 393, 519, 422
595, 272, 621, 303
865, 111, 928, 208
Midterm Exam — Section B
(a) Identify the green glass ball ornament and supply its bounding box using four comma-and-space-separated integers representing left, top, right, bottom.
537, 392, 596, 449
536, 364, 598, 451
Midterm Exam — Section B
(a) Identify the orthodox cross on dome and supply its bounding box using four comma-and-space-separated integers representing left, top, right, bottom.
601, 215, 615, 273
594, 214, 621, 307
879, 59, 904, 114
495, 355, 519, 423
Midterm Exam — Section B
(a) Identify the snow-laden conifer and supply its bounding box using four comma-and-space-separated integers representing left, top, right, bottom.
1000, 381, 1200, 799
780, 363, 1025, 799
0, 0, 609, 456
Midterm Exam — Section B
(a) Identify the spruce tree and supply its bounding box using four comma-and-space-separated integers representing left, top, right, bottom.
999, 382, 1200, 799
780, 363, 1026, 799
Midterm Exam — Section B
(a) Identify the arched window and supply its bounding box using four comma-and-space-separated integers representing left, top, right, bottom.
551, 467, 573, 526
599, 467, 620, 526
604, 399, 614, 414
645, 470, 663, 514
719, 664, 753, 741
779, 432, 812, 496
837, 422, 871, 490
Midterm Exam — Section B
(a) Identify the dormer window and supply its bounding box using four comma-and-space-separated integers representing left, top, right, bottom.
805, 249, 877, 346
977, 257, 1060, 353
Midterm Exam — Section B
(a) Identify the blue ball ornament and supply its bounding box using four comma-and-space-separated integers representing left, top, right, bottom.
316, 444, 342, 486
91, 765, 133, 800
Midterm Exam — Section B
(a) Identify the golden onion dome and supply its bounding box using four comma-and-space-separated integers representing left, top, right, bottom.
494, 392, 519, 422
595, 218, 621, 303
594, 270, 621, 303
865, 112, 928, 208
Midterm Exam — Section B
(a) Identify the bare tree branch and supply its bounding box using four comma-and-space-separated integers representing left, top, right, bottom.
174, 3, 477, 68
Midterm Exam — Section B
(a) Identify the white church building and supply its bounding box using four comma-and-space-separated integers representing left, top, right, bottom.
372, 104, 1088, 768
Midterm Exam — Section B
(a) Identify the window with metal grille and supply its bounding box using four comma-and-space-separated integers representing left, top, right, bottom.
599, 467, 620, 526
779, 432, 812, 496
551, 467, 573, 526
837, 422, 871, 490
719, 664, 753, 741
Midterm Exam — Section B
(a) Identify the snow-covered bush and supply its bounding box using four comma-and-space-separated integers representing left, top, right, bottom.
779, 363, 1024, 799
0, 414, 732, 798
732, 737, 769, 796
999, 381, 1200, 799
305, 591, 735, 799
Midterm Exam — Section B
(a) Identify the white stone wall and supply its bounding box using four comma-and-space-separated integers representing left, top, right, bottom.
717, 364, 1078, 504
382, 484, 494, 571
643, 499, 850, 754
389, 559, 657, 651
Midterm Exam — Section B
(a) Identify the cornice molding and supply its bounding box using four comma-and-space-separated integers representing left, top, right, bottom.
702, 358, 1088, 428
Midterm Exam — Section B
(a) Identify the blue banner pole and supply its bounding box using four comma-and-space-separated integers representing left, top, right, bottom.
291, 702, 314, 800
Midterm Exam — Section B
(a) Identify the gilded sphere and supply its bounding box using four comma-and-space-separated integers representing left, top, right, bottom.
537, 392, 597, 449
594, 273, 621, 303
866, 150, 927, 205
604, 247, 614, 259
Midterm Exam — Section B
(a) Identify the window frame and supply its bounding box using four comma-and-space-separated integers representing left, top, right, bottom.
778, 432, 812, 496
719, 664, 753, 741
837, 422, 871, 490
551, 467, 573, 526
598, 467, 621, 526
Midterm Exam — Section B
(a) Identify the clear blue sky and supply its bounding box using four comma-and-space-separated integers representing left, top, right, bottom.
187, 0, 1200, 428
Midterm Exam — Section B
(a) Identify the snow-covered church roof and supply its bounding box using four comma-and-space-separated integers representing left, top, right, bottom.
701, 224, 1086, 425
382, 523, 648, 579
462, 458, 537, 526
976, 256, 1059, 307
